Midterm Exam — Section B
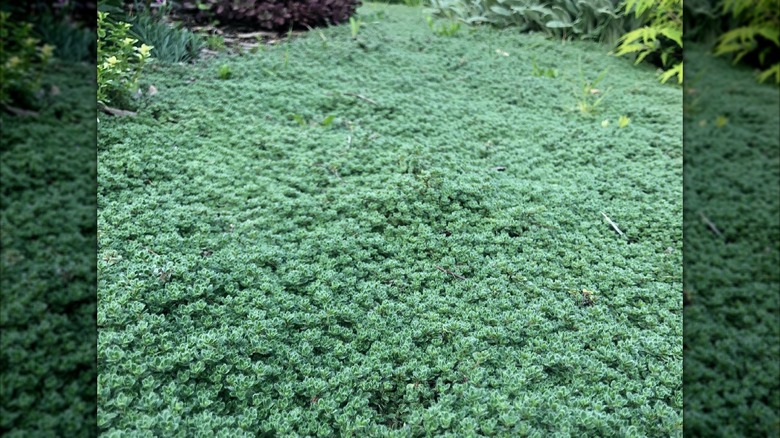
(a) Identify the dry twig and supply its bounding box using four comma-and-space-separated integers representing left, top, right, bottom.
343, 92, 378, 105
98, 103, 137, 117
699, 212, 723, 238
601, 212, 625, 238
436, 266, 466, 280
2, 104, 39, 117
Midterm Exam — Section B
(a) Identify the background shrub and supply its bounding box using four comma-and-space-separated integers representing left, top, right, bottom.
1, 1, 96, 64
95, 1, 206, 64
179, 0, 362, 32
97, 11, 154, 107
612, 0, 683, 84
32, 13, 96, 63
684, 0, 779, 85
713, 0, 779, 84
0, 12, 55, 108
683, 0, 725, 45
128, 13, 205, 63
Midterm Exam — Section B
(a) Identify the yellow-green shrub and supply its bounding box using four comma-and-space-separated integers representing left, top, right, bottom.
714, 0, 779, 84
97, 11, 154, 107
0, 12, 55, 108
612, 0, 683, 84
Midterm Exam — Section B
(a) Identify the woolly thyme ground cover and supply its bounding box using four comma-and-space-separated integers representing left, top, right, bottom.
1, 63, 97, 436
683, 47, 780, 437
97, 4, 682, 436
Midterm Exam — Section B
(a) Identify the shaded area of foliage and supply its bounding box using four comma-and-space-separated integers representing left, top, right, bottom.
0, 1, 95, 109
98, 4, 682, 436
179, 0, 362, 31
612, 0, 682, 84
0, 12, 56, 108
1, 63, 98, 437
685, 0, 779, 84
683, 46, 780, 437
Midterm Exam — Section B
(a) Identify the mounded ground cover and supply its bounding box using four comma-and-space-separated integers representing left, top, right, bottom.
1, 63, 97, 436
98, 4, 682, 436
683, 47, 780, 437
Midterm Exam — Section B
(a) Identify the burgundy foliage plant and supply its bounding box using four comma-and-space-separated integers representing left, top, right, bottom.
180, 0, 361, 31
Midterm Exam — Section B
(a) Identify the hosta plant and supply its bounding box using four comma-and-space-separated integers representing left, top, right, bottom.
425, 0, 637, 45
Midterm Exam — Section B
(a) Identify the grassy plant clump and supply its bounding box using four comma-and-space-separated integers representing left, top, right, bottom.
129, 14, 205, 64
32, 12, 96, 63
98, 4, 682, 436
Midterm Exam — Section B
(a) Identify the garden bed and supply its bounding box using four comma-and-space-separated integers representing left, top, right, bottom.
97, 4, 683, 436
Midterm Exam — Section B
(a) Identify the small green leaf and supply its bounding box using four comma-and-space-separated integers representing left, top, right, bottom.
658, 62, 683, 84
292, 114, 306, 126
757, 63, 780, 84
320, 115, 336, 127
659, 28, 682, 48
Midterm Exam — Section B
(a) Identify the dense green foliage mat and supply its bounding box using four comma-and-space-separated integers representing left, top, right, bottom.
97, 4, 682, 436
683, 46, 780, 437
1, 63, 97, 436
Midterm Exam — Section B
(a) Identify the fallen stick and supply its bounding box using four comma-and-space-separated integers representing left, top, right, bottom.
343, 92, 378, 105
601, 212, 625, 238
98, 103, 137, 117
235, 31, 278, 39
699, 212, 723, 238
436, 266, 466, 280
2, 104, 39, 117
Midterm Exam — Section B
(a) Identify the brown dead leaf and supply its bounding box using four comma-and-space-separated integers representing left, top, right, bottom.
148, 85, 158, 96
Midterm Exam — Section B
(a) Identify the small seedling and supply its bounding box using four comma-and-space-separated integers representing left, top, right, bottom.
283, 28, 293, 68
291, 114, 306, 127
206, 34, 225, 52
320, 115, 336, 127
314, 29, 328, 49
288, 114, 337, 128
218, 64, 232, 80
618, 115, 631, 128
531, 57, 558, 78
572, 57, 610, 115
349, 17, 362, 39
426, 16, 461, 37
